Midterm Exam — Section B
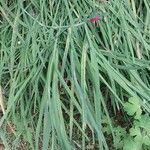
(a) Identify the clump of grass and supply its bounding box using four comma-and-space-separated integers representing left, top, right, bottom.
0, 0, 150, 149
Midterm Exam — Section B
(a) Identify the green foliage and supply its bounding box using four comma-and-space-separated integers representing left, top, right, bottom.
123, 136, 139, 150
0, 0, 150, 149
103, 97, 150, 150
113, 126, 126, 149
124, 97, 142, 119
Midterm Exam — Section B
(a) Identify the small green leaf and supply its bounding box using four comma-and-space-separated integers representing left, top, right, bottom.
129, 126, 141, 137
129, 126, 143, 148
113, 138, 123, 149
113, 126, 126, 149
144, 136, 150, 146
123, 137, 139, 150
124, 97, 142, 119
115, 126, 127, 136
139, 115, 150, 133
102, 126, 111, 134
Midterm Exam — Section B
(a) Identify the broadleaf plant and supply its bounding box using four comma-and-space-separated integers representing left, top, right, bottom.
102, 97, 150, 150
123, 97, 142, 119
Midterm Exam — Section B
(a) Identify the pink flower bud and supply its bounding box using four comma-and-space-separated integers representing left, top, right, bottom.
88, 16, 101, 23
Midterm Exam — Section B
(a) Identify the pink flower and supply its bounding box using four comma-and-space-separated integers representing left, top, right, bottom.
88, 16, 101, 23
